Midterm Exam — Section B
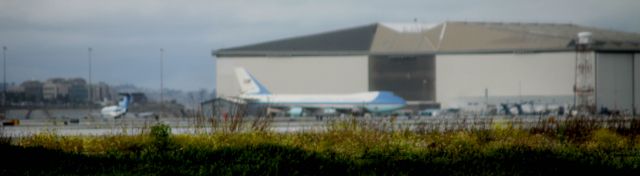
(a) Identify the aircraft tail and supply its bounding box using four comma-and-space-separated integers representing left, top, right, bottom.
118, 93, 132, 111
235, 68, 271, 95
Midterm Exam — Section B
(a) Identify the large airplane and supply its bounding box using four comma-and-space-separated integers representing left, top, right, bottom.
234, 68, 407, 116
100, 93, 132, 119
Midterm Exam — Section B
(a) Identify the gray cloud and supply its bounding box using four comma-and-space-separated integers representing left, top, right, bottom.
0, 0, 638, 91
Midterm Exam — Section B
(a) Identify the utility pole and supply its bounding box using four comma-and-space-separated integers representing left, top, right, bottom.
88, 47, 92, 118
160, 48, 164, 118
2, 46, 6, 107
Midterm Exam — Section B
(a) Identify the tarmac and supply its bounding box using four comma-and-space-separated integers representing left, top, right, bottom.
1, 115, 559, 137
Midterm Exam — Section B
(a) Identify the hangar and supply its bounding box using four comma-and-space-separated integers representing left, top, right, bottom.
214, 22, 640, 115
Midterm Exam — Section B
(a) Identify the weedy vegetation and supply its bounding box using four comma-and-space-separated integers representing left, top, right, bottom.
2, 115, 640, 175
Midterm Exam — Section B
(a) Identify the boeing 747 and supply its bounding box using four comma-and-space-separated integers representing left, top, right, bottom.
234, 68, 406, 116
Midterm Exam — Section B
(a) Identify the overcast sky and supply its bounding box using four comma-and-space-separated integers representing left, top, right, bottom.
0, 0, 639, 91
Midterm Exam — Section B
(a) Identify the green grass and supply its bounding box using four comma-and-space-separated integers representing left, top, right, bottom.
2, 117, 640, 175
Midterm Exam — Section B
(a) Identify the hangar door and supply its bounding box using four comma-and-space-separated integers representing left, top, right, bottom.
369, 55, 435, 101
596, 53, 634, 113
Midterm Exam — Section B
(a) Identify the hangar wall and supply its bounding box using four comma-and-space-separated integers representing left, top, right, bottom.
596, 53, 634, 113
435, 52, 577, 109
216, 56, 369, 97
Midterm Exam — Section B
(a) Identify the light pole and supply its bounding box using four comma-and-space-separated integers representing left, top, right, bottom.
88, 47, 93, 114
88, 47, 93, 118
3, 46, 6, 107
160, 48, 164, 118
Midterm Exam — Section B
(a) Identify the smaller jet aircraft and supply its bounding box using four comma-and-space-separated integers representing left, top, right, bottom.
100, 93, 132, 119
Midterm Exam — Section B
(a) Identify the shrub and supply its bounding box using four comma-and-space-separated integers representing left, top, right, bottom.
8, 116, 640, 175
0, 127, 11, 145
586, 129, 628, 150
149, 123, 173, 151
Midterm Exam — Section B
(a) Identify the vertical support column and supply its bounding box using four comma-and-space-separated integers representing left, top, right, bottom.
2, 46, 6, 108
88, 47, 92, 118
574, 32, 596, 115
160, 48, 164, 118
574, 49, 596, 114
632, 53, 640, 117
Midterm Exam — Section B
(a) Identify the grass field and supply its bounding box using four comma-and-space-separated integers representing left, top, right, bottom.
2, 116, 640, 175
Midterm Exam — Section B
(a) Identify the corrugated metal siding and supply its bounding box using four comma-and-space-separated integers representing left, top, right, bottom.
596, 53, 634, 113
369, 25, 436, 53
216, 56, 369, 97
218, 24, 377, 53
216, 22, 640, 57
435, 52, 576, 109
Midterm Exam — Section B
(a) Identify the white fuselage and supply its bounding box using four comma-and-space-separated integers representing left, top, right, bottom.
101, 105, 126, 119
239, 91, 406, 112
232, 67, 407, 113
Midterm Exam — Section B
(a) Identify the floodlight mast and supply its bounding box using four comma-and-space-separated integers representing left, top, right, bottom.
2, 46, 7, 107
88, 47, 93, 118
160, 48, 164, 118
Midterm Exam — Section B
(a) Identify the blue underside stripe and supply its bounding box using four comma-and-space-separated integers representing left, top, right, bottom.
254, 102, 402, 105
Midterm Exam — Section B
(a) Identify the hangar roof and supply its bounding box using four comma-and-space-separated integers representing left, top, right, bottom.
215, 22, 640, 57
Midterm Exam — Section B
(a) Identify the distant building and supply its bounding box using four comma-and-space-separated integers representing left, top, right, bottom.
6, 83, 24, 103
67, 78, 86, 86
7, 83, 23, 93
0, 82, 8, 91
21, 80, 43, 102
42, 78, 70, 101
90, 82, 115, 102
214, 22, 640, 114
0, 82, 7, 105
69, 85, 88, 103
42, 83, 58, 100
130, 92, 148, 104
68, 79, 88, 103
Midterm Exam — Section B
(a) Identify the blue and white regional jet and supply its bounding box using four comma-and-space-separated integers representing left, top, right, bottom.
100, 93, 132, 119
234, 68, 406, 116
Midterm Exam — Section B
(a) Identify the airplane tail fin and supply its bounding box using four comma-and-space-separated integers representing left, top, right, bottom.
235, 67, 271, 95
118, 93, 132, 111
